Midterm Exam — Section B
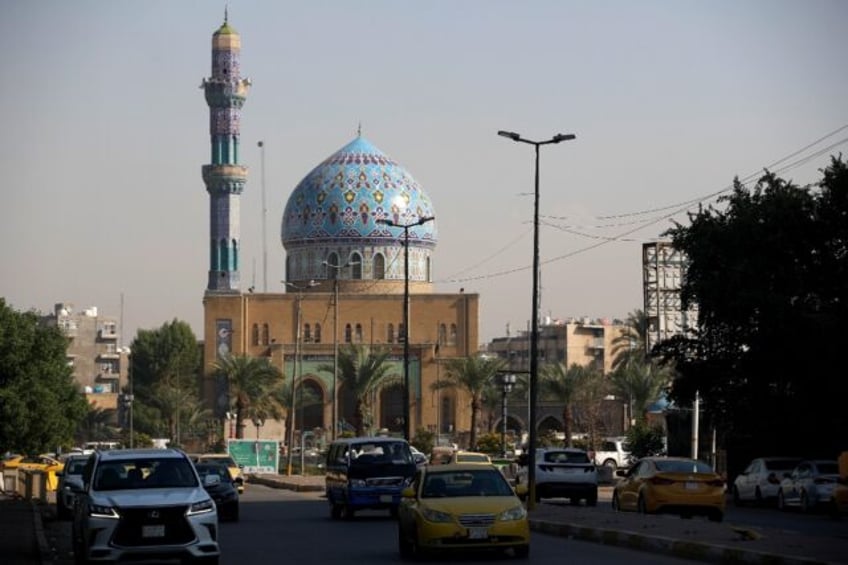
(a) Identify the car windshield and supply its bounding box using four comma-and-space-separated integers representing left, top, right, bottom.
94, 458, 198, 490
655, 459, 714, 474
66, 459, 88, 474
350, 442, 414, 465
195, 463, 232, 483
422, 469, 514, 498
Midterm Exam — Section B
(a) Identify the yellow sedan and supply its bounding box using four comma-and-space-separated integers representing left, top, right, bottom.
397, 463, 530, 559
612, 456, 726, 522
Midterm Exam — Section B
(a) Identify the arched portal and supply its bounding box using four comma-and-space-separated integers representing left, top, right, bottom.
379, 384, 404, 433
300, 378, 325, 431
339, 383, 357, 434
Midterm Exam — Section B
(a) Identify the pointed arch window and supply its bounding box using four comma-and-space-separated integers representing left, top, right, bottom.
261, 324, 269, 345
449, 324, 457, 346
373, 253, 386, 280
252, 324, 260, 346
304, 324, 312, 343
314, 323, 322, 344
351, 252, 362, 279
326, 252, 339, 279
354, 323, 363, 343
398, 323, 406, 344
344, 323, 352, 343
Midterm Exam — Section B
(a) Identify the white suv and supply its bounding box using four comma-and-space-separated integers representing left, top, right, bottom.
71, 448, 220, 564
515, 447, 598, 505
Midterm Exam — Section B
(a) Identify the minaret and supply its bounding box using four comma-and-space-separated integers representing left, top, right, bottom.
202, 11, 251, 293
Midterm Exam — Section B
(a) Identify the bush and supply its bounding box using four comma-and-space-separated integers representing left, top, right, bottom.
625, 422, 666, 459
411, 428, 435, 454
474, 433, 502, 455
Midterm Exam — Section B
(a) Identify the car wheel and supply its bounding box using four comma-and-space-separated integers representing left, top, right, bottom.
732, 486, 743, 506
611, 491, 621, 512
513, 544, 530, 559
778, 490, 787, 511
637, 494, 649, 514
603, 459, 617, 470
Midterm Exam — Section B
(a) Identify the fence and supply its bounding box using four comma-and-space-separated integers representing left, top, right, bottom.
1, 469, 49, 503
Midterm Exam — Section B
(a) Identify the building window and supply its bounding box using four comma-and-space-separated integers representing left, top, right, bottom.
345, 324, 352, 343
219, 239, 228, 271
354, 324, 363, 343
314, 323, 322, 344
374, 253, 385, 280
398, 323, 405, 343
304, 324, 312, 343
232, 239, 239, 270
262, 324, 270, 346
326, 252, 339, 278
449, 324, 457, 346
351, 252, 362, 279
387, 323, 395, 343
438, 324, 447, 345
252, 324, 259, 346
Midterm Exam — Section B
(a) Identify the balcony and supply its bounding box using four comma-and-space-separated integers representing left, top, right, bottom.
99, 328, 118, 340
97, 351, 120, 360
588, 338, 605, 350
98, 371, 120, 380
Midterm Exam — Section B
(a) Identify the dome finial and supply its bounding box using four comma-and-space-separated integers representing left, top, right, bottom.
357, 122, 362, 137
224, 5, 229, 24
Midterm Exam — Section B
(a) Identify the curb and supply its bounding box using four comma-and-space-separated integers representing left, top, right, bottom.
248, 475, 324, 493
31, 500, 53, 565
528, 519, 832, 565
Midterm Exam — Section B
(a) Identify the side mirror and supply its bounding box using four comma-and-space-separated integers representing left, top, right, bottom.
401, 487, 416, 498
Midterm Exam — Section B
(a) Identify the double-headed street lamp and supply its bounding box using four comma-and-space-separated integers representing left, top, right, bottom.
499, 373, 517, 458
498, 129, 575, 509
376, 215, 435, 441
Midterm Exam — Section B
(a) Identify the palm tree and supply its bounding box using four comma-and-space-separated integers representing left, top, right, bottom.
319, 344, 396, 436
611, 309, 650, 372
609, 360, 669, 425
431, 355, 505, 450
77, 405, 117, 444
540, 363, 596, 447
211, 354, 284, 439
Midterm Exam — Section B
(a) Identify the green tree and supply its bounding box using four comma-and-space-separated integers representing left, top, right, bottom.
432, 355, 505, 450
609, 361, 669, 425
624, 422, 666, 460
211, 354, 284, 439
0, 299, 87, 454
658, 156, 848, 462
128, 320, 201, 440
539, 363, 596, 447
76, 405, 118, 444
610, 309, 649, 371
318, 345, 396, 437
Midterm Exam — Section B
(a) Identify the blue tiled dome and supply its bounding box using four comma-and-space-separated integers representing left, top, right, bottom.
282, 137, 438, 249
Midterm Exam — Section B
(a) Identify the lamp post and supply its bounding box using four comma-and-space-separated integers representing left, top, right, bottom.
498, 129, 575, 509
252, 417, 264, 469
323, 260, 359, 441
500, 373, 516, 458
377, 215, 435, 441
283, 280, 318, 475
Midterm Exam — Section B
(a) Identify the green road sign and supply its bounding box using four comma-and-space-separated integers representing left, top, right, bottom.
228, 439, 279, 474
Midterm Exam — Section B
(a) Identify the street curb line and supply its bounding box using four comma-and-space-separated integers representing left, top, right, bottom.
248, 475, 324, 492
31, 500, 53, 565
528, 519, 833, 565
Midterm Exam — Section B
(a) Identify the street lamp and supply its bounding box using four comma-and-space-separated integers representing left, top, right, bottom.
283, 280, 319, 475
498, 129, 575, 509
376, 215, 435, 441
499, 373, 517, 458
323, 259, 360, 441
252, 417, 264, 469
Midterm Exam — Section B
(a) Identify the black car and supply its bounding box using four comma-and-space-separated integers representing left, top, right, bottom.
195, 462, 240, 521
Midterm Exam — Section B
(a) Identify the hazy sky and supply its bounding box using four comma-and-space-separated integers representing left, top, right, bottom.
2, 0, 846, 346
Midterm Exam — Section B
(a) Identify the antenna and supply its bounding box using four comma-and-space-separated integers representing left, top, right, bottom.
258, 140, 267, 292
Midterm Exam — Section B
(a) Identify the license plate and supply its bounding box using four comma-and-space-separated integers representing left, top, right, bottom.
685, 482, 700, 490
468, 527, 489, 540
142, 525, 165, 538
379, 495, 393, 503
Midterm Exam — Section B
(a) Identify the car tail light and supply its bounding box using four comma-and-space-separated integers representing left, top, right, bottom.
649, 477, 675, 486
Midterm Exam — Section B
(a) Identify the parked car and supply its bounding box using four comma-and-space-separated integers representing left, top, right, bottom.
593, 437, 632, 470
194, 462, 240, 521
777, 459, 840, 512
56, 454, 90, 519
515, 447, 598, 505
196, 453, 244, 493
449, 451, 492, 465
396, 463, 530, 558
612, 456, 725, 522
732, 457, 802, 506
70, 448, 220, 564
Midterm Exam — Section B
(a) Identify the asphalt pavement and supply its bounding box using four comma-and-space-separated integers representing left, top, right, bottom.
3, 476, 846, 564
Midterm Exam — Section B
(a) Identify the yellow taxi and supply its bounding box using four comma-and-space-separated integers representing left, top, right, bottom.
0, 453, 24, 472
612, 456, 725, 522
197, 453, 244, 493
449, 451, 492, 465
397, 463, 529, 558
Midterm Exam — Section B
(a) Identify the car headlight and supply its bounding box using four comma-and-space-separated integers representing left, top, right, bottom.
350, 479, 367, 487
89, 503, 119, 519
187, 499, 215, 516
421, 506, 454, 523
498, 504, 527, 521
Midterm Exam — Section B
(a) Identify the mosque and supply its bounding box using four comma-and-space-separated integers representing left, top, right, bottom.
198, 16, 479, 444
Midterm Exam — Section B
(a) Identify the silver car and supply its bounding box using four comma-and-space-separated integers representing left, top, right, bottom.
71, 448, 220, 564
777, 459, 840, 512
56, 454, 90, 519
732, 457, 801, 506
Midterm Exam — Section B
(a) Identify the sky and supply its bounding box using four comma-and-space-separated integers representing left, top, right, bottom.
2, 0, 846, 346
